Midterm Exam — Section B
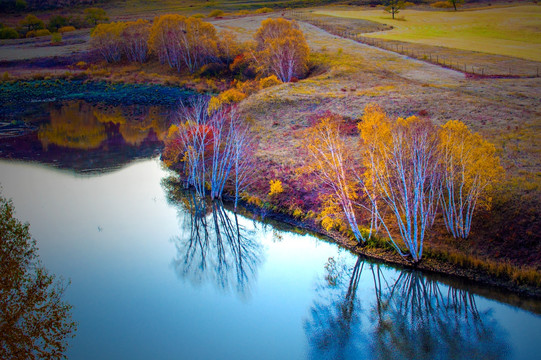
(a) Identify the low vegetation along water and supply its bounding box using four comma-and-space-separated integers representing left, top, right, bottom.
1, 100, 540, 359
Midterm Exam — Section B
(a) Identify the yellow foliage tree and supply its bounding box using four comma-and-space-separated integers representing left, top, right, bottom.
254, 18, 309, 82
149, 14, 218, 73
438, 120, 504, 238
303, 115, 370, 244
122, 19, 151, 63
217, 30, 243, 64
359, 105, 440, 263
90, 22, 126, 63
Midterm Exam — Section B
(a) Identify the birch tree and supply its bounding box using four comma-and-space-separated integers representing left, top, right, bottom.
90, 22, 126, 63
359, 105, 440, 263
254, 18, 309, 82
231, 122, 257, 211
149, 14, 218, 73
163, 97, 255, 203
438, 120, 503, 239
303, 115, 370, 244
122, 19, 150, 63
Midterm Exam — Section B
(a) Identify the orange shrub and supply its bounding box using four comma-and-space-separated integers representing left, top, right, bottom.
259, 75, 282, 88
431, 1, 453, 8
58, 26, 76, 33
208, 88, 247, 112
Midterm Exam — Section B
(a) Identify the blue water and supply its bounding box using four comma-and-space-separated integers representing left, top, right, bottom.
1, 157, 540, 360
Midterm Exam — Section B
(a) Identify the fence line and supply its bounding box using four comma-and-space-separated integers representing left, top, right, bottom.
284, 10, 540, 79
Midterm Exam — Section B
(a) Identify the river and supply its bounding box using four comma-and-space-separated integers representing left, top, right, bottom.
0, 100, 540, 359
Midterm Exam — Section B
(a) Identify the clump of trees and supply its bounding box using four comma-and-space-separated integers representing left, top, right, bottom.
302, 114, 373, 244
359, 105, 441, 262
122, 19, 151, 63
163, 97, 257, 210
254, 18, 310, 82
89, 15, 309, 84
303, 104, 503, 263
149, 15, 218, 73
91, 20, 150, 63
90, 22, 126, 63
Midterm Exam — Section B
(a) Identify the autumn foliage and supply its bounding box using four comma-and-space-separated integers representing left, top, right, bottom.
88, 15, 311, 84
90, 22, 126, 63
360, 105, 502, 262
359, 105, 441, 262
149, 14, 218, 73
303, 115, 370, 243
122, 20, 151, 63
438, 120, 504, 239
254, 18, 309, 82
90, 19, 151, 63
302, 104, 503, 263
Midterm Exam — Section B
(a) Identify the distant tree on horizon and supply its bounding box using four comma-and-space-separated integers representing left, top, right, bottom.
448, 0, 464, 11
384, 0, 406, 20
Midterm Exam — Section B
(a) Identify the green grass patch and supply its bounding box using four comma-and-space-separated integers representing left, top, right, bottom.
315, 5, 541, 62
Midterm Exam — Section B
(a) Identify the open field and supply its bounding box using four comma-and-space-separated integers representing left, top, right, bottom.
292, 10, 541, 77
315, 5, 541, 62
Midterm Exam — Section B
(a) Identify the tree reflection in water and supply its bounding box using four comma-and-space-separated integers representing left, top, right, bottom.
38, 100, 172, 150
166, 183, 262, 298
305, 256, 510, 360
0, 195, 77, 359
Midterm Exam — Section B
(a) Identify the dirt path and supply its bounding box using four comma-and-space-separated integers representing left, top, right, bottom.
0, 31, 90, 62
299, 21, 467, 87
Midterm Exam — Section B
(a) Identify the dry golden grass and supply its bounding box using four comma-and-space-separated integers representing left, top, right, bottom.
220, 15, 541, 275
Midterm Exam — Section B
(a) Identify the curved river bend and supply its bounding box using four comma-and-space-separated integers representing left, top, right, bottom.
0, 100, 540, 359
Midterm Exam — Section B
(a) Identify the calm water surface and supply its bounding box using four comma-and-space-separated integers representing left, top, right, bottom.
0, 101, 540, 359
